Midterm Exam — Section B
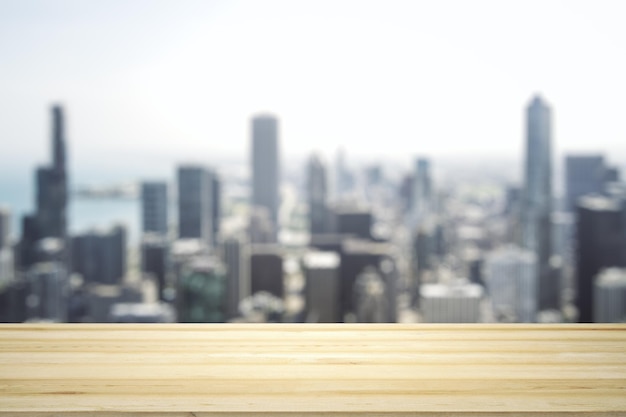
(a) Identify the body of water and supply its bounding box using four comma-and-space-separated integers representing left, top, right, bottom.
0, 174, 140, 245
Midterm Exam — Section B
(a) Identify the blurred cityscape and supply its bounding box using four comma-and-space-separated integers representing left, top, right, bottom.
1, 96, 626, 324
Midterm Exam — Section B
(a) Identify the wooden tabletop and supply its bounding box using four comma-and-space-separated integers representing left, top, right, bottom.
0, 324, 625, 416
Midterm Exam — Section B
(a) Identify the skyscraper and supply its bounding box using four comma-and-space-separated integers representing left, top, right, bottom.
575, 195, 624, 323
420, 280, 483, 323
71, 224, 127, 285
222, 236, 249, 320
141, 181, 168, 236
250, 245, 284, 298
141, 233, 169, 301
0, 206, 10, 250
36, 105, 68, 241
303, 251, 340, 323
251, 115, 280, 242
593, 268, 626, 323
521, 95, 556, 311
176, 257, 227, 323
211, 172, 221, 246
19, 105, 69, 272
177, 165, 212, 246
484, 245, 537, 323
26, 262, 68, 322
411, 157, 432, 229
565, 155, 607, 212
306, 154, 328, 235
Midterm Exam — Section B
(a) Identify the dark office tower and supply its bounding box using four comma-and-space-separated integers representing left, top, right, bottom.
575, 196, 624, 323
521, 95, 556, 311
36, 105, 67, 240
565, 155, 606, 212
411, 222, 435, 306
141, 233, 168, 301
335, 207, 373, 240
71, 224, 127, 284
251, 115, 280, 242
340, 238, 394, 321
211, 173, 221, 246
222, 236, 249, 319
18, 215, 38, 269
177, 165, 212, 246
303, 251, 340, 323
307, 154, 328, 235
141, 182, 168, 235
250, 245, 284, 298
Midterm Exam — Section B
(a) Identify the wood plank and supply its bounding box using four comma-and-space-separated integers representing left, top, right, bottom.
0, 324, 624, 416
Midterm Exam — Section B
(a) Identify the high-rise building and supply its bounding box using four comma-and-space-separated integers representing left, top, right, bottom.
353, 266, 388, 323
411, 221, 436, 306
211, 172, 221, 246
222, 236, 249, 319
521, 95, 556, 311
420, 280, 483, 323
18, 105, 69, 272
303, 251, 340, 323
307, 154, 328, 235
0, 246, 13, 287
484, 245, 537, 323
71, 225, 127, 285
251, 115, 280, 242
411, 157, 432, 228
334, 206, 372, 239
340, 238, 396, 322
141, 233, 169, 301
176, 257, 227, 323
575, 196, 624, 322
0, 206, 10, 249
141, 181, 168, 235
248, 206, 276, 244
177, 165, 212, 246
250, 244, 284, 298
36, 105, 67, 240
593, 268, 626, 323
565, 155, 607, 212
0, 207, 11, 286
26, 262, 68, 322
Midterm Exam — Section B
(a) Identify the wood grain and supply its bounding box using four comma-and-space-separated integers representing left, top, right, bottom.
0, 324, 624, 416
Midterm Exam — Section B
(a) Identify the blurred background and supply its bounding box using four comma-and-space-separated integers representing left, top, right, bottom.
1, 0, 625, 323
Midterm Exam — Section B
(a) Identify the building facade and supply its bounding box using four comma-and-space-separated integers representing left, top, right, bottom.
594, 268, 626, 323
177, 165, 212, 246
576, 196, 624, 322
141, 181, 168, 236
521, 96, 556, 311
307, 154, 328, 236
485, 245, 537, 322
251, 115, 280, 242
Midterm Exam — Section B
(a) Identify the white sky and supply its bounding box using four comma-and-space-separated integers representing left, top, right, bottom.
1, 0, 625, 178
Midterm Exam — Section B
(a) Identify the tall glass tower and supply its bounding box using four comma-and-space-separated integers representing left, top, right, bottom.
306, 153, 327, 235
36, 105, 67, 240
251, 114, 280, 242
521, 95, 556, 311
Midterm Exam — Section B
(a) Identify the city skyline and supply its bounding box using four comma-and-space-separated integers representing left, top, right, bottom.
1, 0, 626, 179
1, 97, 625, 323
